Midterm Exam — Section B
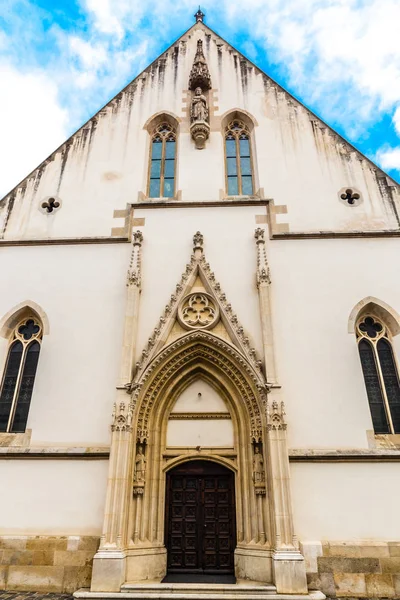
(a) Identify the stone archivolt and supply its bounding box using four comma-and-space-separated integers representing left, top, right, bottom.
134, 331, 265, 444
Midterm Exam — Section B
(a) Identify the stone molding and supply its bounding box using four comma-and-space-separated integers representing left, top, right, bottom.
168, 412, 231, 419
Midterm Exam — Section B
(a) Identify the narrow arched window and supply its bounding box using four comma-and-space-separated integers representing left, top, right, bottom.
0, 317, 42, 433
148, 123, 176, 198
225, 120, 253, 196
357, 315, 400, 434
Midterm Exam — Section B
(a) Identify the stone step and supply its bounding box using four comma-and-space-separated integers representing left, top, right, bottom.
74, 587, 326, 600
122, 582, 277, 595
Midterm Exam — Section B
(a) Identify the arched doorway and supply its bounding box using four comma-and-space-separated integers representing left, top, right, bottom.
165, 460, 236, 578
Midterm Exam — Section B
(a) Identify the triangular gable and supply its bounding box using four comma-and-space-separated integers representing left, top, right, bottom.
132, 231, 265, 386
2, 15, 398, 204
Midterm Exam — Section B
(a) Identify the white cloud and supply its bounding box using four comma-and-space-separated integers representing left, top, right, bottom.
393, 107, 400, 137
0, 64, 68, 197
376, 146, 400, 171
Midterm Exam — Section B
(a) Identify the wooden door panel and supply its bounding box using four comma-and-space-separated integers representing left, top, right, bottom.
166, 461, 235, 574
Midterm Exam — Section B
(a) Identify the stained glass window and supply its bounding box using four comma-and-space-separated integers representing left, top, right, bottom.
148, 123, 176, 198
225, 120, 253, 196
357, 315, 400, 434
0, 317, 42, 433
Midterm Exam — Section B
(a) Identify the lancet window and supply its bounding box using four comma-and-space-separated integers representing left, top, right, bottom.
148, 123, 176, 198
0, 317, 42, 433
357, 315, 400, 434
225, 120, 253, 196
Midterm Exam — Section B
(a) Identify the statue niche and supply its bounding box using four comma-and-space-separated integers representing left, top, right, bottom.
188, 39, 211, 149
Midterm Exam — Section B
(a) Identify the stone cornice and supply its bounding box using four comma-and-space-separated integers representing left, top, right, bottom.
289, 448, 400, 462
0, 446, 110, 458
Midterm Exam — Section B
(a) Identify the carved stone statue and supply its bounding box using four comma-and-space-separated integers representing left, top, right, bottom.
135, 445, 146, 482
253, 446, 264, 484
191, 87, 208, 123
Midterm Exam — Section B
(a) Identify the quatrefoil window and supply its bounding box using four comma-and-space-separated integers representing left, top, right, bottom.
177, 293, 219, 330
40, 196, 61, 214
358, 316, 384, 339
17, 319, 41, 341
339, 187, 362, 207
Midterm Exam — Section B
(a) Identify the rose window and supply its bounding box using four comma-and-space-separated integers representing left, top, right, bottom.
178, 293, 219, 330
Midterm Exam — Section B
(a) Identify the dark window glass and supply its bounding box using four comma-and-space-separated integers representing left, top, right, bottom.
163, 179, 174, 198
227, 157, 237, 176
225, 139, 236, 158
149, 130, 175, 198
240, 157, 252, 176
225, 125, 253, 196
11, 341, 40, 433
228, 177, 239, 196
150, 160, 161, 179
239, 137, 250, 157
242, 176, 253, 195
164, 159, 175, 178
149, 178, 160, 198
359, 339, 390, 434
165, 139, 176, 159
377, 338, 400, 433
0, 341, 23, 432
151, 139, 162, 159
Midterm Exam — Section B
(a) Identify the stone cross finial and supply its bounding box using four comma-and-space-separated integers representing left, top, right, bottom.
194, 7, 205, 22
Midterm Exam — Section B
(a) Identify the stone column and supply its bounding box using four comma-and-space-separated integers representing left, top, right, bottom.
254, 227, 277, 384
254, 228, 307, 594
91, 231, 143, 593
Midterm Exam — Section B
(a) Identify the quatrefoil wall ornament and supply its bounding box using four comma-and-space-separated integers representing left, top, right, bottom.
338, 187, 362, 207
177, 293, 219, 331
39, 196, 62, 214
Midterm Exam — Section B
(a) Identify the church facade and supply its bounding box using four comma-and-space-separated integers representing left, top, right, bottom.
1, 11, 400, 599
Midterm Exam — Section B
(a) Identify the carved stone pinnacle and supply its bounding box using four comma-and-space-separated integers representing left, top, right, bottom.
133, 230, 143, 245
193, 231, 204, 252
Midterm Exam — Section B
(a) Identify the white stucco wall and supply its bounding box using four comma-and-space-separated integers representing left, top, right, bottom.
268, 237, 400, 449
290, 462, 400, 540
0, 243, 129, 445
0, 459, 108, 534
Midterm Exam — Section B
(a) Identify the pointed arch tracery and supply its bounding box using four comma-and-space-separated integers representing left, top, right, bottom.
0, 313, 43, 432
133, 331, 266, 444
350, 298, 400, 434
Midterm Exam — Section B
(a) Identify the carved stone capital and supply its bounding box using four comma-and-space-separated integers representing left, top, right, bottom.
190, 121, 210, 149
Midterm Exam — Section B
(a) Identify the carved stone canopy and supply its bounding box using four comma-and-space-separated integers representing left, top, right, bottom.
188, 39, 211, 91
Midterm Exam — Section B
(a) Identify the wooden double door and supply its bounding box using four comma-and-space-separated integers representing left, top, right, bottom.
165, 460, 236, 574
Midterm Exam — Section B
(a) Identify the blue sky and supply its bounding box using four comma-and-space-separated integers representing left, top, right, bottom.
1, 0, 400, 196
